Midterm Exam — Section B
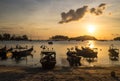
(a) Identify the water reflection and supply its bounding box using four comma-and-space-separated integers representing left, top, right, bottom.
0, 41, 120, 67
87, 40, 95, 48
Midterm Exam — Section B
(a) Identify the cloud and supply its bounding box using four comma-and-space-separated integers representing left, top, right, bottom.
59, 6, 88, 24
90, 3, 106, 15
59, 3, 107, 24
99, 3, 106, 8
0, 0, 38, 20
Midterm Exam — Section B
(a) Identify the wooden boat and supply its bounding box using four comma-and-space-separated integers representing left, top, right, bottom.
40, 50, 56, 69
75, 46, 98, 58
48, 41, 53, 45
66, 48, 81, 67
11, 46, 33, 60
109, 56, 119, 61
108, 44, 119, 61
86, 58, 97, 63
15, 44, 28, 50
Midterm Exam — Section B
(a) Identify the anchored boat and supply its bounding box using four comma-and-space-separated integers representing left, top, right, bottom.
40, 48, 56, 69
108, 44, 119, 61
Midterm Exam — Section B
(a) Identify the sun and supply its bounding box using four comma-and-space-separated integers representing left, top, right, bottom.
87, 25, 95, 33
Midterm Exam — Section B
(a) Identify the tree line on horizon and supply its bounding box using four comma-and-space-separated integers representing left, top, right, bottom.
0, 33, 28, 41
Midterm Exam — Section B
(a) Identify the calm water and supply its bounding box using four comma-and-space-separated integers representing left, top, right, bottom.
0, 40, 120, 67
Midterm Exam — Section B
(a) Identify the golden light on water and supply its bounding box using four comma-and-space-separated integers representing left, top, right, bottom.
89, 44, 94, 48
6, 52, 12, 58
88, 40, 95, 48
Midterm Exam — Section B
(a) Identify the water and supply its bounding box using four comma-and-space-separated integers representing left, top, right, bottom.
0, 40, 120, 67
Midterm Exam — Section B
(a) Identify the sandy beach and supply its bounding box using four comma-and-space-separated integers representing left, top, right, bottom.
0, 65, 120, 81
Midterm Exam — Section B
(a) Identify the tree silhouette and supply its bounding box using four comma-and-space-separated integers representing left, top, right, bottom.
10, 34, 16, 40
22, 35, 28, 40
3, 33, 11, 40
50, 35, 69, 40
0, 33, 29, 41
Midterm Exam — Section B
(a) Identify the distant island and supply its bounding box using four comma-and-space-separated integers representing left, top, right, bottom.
49, 35, 97, 41
114, 37, 120, 41
0, 33, 120, 41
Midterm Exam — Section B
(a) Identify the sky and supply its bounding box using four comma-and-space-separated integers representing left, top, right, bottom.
0, 0, 120, 40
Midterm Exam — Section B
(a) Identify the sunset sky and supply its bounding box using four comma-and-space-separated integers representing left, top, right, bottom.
0, 0, 120, 40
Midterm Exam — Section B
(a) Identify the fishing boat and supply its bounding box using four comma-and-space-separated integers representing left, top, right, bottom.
108, 44, 119, 61
66, 48, 81, 67
75, 46, 98, 58
11, 46, 33, 60
40, 49, 56, 69
48, 41, 53, 45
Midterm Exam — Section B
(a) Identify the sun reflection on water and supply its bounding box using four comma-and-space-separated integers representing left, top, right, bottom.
87, 40, 95, 48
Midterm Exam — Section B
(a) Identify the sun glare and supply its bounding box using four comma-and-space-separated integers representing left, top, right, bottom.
88, 25, 95, 33
88, 40, 95, 48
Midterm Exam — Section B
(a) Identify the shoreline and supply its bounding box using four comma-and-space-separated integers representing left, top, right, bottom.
0, 65, 120, 81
